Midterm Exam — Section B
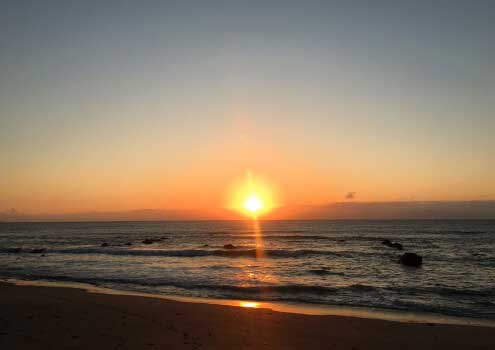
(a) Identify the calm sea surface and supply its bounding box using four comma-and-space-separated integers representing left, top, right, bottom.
1, 220, 494, 319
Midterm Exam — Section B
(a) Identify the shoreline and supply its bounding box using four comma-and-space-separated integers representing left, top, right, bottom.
4, 277, 495, 328
1, 280, 494, 349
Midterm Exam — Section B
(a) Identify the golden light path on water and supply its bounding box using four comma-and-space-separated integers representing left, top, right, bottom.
228, 171, 281, 298
231, 171, 274, 258
239, 301, 260, 308
252, 215, 264, 258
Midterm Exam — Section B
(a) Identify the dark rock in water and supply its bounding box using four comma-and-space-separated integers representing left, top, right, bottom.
400, 253, 422, 267
142, 238, 161, 244
382, 239, 403, 250
309, 269, 331, 276
308, 269, 345, 277
30, 248, 46, 254
101, 242, 109, 247
391, 242, 403, 250
8, 248, 22, 254
223, 244, 236, 249
124, 242, 132, 246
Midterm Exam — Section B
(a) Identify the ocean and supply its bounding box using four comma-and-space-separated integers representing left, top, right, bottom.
1, 220, 494, 320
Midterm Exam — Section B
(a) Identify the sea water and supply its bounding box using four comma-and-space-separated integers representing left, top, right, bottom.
0, 220, 494, 320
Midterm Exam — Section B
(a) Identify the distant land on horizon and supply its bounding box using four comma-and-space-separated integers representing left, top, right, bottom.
1, 200, 494, 222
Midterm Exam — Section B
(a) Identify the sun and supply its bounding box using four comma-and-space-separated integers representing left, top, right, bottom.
244, 194, 264, 213
228, 171, 278, 218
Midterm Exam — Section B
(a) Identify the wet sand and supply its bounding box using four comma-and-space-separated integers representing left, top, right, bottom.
0, 282, 493, 349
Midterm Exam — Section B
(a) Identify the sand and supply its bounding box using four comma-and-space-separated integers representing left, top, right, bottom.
0, 282, 493, 349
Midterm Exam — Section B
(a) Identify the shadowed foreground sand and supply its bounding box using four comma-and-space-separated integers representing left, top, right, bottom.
0, 282, 493, 349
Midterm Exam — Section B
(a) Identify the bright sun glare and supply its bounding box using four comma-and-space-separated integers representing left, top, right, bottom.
229, 171, 277, 218
244, 194, 264, 213
239, 301, 259, 308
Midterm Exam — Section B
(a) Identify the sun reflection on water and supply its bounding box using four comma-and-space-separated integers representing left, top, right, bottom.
239, 301, 259, 308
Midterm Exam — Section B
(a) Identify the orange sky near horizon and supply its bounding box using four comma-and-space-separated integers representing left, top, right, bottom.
2, 116, 493, 217
2, 102, 493, 217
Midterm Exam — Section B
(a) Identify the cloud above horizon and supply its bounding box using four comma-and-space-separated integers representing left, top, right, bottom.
289, 201, 495, 220
345, 192, 356, 200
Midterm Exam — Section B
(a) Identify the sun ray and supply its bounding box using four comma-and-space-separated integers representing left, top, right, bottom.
228, 171, 277, 218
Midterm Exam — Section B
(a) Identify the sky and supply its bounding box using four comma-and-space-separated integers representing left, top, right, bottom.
1, 1, 494, 219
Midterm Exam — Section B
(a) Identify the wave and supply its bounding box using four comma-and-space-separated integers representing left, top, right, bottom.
4, 271, 494, 300
228, 234, 330, 240
181, 229, 310, 236
0, 272, 374, 295
0, 247, 385, 259
3, 246, 493, 267
308, 269, 345, 276
221, 229, 309, 235
219, 234, 397, 242
389, 285, 495, 298
423, 230, 488, 235
69, 247, 352, 259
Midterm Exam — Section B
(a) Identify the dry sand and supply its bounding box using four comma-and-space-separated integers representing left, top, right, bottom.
0, 282, 493, 349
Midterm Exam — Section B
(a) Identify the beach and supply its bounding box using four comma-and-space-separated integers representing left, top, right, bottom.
1, 282, 493, 350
